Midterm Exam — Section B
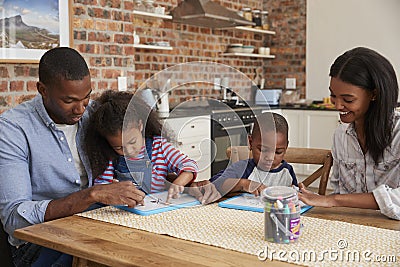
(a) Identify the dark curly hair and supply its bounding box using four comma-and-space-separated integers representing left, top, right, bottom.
85, 90, 170, 180
39, 47, 89, 88
329, 47, 399, 164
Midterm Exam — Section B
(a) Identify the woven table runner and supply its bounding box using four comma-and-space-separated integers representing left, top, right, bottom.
77, 204, 399, 266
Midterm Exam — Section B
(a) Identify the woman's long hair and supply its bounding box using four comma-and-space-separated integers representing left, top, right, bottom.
85, 90, 169, 179
329, 47, 399, 163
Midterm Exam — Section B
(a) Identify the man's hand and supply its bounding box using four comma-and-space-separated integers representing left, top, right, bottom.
91, 181, 145, 207
187, 180, 222, 204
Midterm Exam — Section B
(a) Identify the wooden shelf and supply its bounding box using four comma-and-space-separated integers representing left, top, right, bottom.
133, 10, 172, 20
221, 53, 275, 58
133, 44, 173, 50
234, 26, 276, 35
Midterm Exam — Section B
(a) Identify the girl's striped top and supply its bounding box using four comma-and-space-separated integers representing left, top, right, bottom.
94, 136, 198, 193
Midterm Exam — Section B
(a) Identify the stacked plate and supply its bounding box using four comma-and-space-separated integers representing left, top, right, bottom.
226, 44, 255, 54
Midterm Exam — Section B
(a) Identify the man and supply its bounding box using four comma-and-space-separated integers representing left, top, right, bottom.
0, 47, 145, 266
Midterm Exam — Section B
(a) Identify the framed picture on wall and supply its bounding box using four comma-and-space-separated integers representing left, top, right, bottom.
0, 0, 72, 63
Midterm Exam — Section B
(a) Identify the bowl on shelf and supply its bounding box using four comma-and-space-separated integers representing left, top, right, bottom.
241, 45, 254, 54
226, 44, 243, 53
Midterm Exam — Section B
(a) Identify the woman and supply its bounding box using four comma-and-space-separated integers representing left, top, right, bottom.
299, 47, 400, 220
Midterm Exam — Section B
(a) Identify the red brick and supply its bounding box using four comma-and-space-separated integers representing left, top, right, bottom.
27, 81, 37, 92
10, 81, 24, 92
0, 95, 11, 107
15, 94, 35, 104
0, 81, 8, 92
0, 67, 9, 78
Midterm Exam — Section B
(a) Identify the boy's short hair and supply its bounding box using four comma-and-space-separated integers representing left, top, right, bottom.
252, 112, 289, 143
39, 47, 90, 88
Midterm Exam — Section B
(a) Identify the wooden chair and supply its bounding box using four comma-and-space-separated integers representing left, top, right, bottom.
0, 223, 13, 267
226, 146, 333, 195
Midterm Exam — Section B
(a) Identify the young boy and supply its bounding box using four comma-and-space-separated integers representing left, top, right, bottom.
210, 112, 297, 197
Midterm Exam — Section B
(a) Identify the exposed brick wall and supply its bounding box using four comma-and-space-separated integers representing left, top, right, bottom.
263, 0, 307, 98
0, 0, 306, 112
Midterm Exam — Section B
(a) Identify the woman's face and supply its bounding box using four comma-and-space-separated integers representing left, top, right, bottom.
329, 77, 375, 125
106, 121, 144, 158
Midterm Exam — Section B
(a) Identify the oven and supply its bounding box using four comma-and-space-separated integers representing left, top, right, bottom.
211, 107, 261, 176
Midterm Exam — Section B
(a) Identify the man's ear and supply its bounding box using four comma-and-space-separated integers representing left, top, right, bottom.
37, 82, 47, 98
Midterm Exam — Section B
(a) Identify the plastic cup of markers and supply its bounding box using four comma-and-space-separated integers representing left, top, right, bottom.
261, 186, 301, 244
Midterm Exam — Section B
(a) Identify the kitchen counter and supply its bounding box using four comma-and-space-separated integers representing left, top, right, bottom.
260, 104, 338, 111
165, 104, 338, 118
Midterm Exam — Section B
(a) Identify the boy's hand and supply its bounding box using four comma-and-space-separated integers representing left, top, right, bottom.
166, 183, 184, 204
242, 179, 267, 197
188, 180, 222, 204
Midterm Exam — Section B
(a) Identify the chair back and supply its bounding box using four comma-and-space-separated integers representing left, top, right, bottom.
226, 146, 333, 195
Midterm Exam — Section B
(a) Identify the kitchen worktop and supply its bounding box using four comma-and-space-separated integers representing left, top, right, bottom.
165, 104, 338, 118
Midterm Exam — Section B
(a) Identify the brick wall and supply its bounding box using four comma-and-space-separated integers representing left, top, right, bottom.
264, 0, 307, 98
0, 0, 306, 112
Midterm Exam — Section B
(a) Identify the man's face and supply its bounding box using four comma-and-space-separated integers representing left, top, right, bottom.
38, 75, 92, 125
249, 131, 288, 171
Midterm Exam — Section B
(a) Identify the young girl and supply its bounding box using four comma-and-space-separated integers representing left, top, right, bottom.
299, 47, 400, 220
85, 90, 198, 202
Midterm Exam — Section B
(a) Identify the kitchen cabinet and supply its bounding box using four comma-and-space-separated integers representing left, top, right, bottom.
162, 115, 211, 181
133, 10, 173, 50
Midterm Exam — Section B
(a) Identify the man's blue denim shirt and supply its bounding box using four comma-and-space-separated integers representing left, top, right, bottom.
0, 95, 94, 246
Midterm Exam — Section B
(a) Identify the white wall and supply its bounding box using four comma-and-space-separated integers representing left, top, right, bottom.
306, 0, 400, 101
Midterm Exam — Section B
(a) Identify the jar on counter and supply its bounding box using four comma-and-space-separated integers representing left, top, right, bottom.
134, 0, 146, 11
261, 11, 269, 30
252, 9, 262, 29
242, 7, 252, 22
143, 0, 155, 13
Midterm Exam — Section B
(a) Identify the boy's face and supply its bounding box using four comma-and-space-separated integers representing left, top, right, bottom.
249, 130, 288, 171
106, 121, 144, 158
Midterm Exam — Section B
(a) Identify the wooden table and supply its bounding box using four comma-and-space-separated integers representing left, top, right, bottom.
14, 207, 399, 267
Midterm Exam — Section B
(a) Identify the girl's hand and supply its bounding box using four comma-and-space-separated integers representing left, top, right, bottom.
298, 183, 332, 207
166, 183, 184, 204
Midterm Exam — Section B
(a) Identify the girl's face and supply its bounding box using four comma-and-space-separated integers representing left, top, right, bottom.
106, 121, 144, 158
329, 77, 375, 125
249, 131, 288, 171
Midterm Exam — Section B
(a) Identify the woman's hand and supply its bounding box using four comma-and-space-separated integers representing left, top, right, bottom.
298, 183, 332, 207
